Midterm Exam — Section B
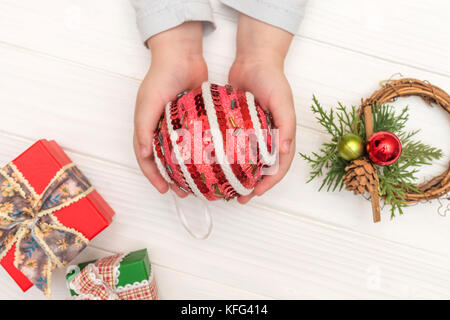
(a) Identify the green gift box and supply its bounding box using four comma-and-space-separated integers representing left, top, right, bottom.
65, 248, 158, 300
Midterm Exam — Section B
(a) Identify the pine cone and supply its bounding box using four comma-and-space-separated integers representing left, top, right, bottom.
343, 158, 379, 195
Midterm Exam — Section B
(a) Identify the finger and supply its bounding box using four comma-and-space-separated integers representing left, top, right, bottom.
254, 88, 296, 196
272, 88, 296, 155
134, 90, 164, 159
237, 191, 255, 204
133, 133, 169, 193
170, 183, 189, 198
253, 140, 295, 196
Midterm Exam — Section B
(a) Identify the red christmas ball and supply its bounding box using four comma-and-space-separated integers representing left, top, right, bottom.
366, 131, 402, 166
152, 82, 276, 201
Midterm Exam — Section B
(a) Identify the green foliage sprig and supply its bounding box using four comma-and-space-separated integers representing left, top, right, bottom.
300, 97, 443, 217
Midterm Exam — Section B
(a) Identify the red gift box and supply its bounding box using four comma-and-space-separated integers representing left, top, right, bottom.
0, 139, 114, 292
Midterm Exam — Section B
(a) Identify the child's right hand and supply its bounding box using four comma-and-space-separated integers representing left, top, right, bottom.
133, 21, 207, 197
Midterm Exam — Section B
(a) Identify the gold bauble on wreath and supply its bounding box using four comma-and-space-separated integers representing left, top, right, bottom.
358, 78, 450, 221
338, 134, 364, 160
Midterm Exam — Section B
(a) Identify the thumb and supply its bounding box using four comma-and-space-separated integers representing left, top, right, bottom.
271, 88, 296, 155
134, 93, 164, 158
134, 91, 169, 194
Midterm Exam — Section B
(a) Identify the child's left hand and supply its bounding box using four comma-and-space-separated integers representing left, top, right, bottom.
228, 14, 297, 204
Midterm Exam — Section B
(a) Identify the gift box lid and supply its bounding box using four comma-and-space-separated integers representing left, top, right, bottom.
66, 248, 152, 296
12, 139, 114, 232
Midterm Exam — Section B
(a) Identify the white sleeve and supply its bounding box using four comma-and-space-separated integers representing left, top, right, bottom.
130, 0, 216, 44
219, 0, 308, 34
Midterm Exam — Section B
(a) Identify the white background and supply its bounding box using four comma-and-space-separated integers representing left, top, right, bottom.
0, 0, 449, 299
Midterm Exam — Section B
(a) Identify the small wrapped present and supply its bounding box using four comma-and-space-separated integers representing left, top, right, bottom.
66, 248, 158, 300
0, 139, 114, 298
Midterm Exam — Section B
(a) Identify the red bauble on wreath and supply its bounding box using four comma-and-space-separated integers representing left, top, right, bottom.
367, 131, 402, 166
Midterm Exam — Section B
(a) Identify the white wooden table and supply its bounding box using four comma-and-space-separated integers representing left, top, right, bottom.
0, 0, 449, 299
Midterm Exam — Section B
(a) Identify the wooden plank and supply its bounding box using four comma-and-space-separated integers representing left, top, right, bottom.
203, 15, 450, 159
0, 245, 267, 300
298, 0, 450, 77
0, 0, 449, 300
0, 42, 138, 168
0, 4, 448, 150
0, 29, 448, 170
0, 0, 448, 78
0, 133, 449, 299
0, 0, 148, 79
211, 0, 450, 76
0, 41, 448, 254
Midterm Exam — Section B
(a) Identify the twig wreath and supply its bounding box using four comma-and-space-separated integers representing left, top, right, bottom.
301, 78, 449, 222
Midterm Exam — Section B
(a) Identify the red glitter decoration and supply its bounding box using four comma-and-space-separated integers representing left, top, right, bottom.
367, 131, 402, 166
153, 83, 274, 201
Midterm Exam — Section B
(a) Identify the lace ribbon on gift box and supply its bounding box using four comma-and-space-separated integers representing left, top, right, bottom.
67, 253, 158, 300
0, 162, 93, 298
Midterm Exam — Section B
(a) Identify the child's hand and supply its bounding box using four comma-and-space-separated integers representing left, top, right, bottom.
229, 14, 296, 204
134, 22, 207, 197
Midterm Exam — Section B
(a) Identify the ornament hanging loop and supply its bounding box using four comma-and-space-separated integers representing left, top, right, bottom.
171, 191, 213, 240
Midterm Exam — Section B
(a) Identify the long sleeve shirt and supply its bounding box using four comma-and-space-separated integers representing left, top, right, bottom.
130, 0, 307, 44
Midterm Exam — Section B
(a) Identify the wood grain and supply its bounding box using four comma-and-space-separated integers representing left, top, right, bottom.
0, 246, 266, 300
211, 0, 450, 77
0, 133, 449, 299
0, 0, 448, 299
